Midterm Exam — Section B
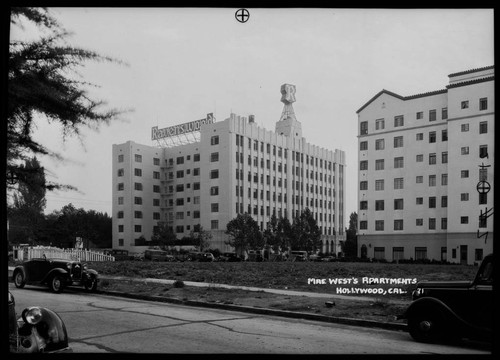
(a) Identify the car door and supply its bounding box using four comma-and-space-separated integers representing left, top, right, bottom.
24, 259, 52, 282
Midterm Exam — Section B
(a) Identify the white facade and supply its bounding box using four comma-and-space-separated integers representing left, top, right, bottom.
356, 66, 494, 265
112, 87, 346, 254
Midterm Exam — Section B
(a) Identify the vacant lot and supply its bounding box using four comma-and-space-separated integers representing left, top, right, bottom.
89, 260, 478, 301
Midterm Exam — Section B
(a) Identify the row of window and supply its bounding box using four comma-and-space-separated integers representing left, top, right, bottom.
359, 215, 488, 231
360, 98, 489, 135
369, 247, 484, 262
118, 154, 161, 165
235, 134, 335, 171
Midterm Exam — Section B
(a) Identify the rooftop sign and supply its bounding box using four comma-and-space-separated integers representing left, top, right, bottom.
151, 113, 215, 140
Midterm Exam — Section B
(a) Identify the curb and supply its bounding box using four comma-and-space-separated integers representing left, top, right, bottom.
97, 289, 408, 332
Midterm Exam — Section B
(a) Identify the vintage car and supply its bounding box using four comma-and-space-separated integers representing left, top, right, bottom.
399, 253, 493, 343
13, 256, 99, 293
9, 291, 71, 352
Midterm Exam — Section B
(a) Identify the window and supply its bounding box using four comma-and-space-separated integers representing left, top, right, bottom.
176, 156, 184, 165
211, 135, 219, 145
394, 198, 404, 210
360, 221, 367, 230
360, 161, 368, 170
118, 197, 124, 205
375, 118, 385, 130
153, 157, 160, 166
479, 121, 488, 134
193, 168, 200, 176
394, 157, 404, 169
210, 152, 219, 162
193, 182, 200, 190
210, 169, 219, 179
175, 226, 184, 233
429, 109, 436, 121
360, 121, 368, 135
461, 170, 469, 178
118, 225, 124, 232
374, 247, 385, 260
360, 141, 368, 151
394, 220, 403, 231
415, 247, 427, 260
135, 154, 142, 163
479, 145, 488, 159
211, 220, 219, 230
175, 184, 184, 192
193, 211, 200, 219
416, 176, 423, 184
118, 154, 124, 163
134, 182, 142, 191
429, 153, 436, 165
416, 154, 423, 162
375, 159, 384, 170
360, 181, 368, 190
441, 218, 447, 230
416, 197, 423, 205
429, 131, 436, 143
442, 108, 448, 120
134, 197, 142, 205
461, 147, 469, 155
176, 170, 184, 178
429, 175, 436, 187
375, 139, 385, 150
210, 186, 219, 196
461, 193, 469, 201
176, 198, 184, 206
394, 178, 404, 189
461, 216, 469, 224
416, 133, 423, 141
479, 98, 488, 111
375, 200, 384, 211
134, 211, 142, 219
441, 130, 448, 141
153, 171, 160, 179
429, 197, 436, 208
442, 152, 448, 164
375, 220, 384, 231
416, 112, 423, 120
193, 153, 200, 162
461, 100, 469, 109
211, 203, 219, 212
117, 211, 124, 219
441, 174, 448, 186
394, 136, 403, 148
441, 196, 448, 208
117, 168, 124, 177
416, 219, 423, 226
428, 219, 436, 230
153, 198, 160, 206
360, 201, 368, 210
394, 115, 404, 127
461, 123, 469, 132
375, 179, 384, 191
134, 225, 142, 233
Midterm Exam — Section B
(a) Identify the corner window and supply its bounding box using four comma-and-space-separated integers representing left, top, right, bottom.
211, 135, 220, 145
479, 98, 488, 111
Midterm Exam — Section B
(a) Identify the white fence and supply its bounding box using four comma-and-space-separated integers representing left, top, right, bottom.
13, 246, 115, 262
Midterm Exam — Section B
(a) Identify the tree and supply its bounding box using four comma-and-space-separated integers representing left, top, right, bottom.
190, 226, 212, 252
8, 7, 125, 194
225, 213, 263, 256
343, 212, 358, 258
263, 214, 292, 253
290, 208, 322, 252
150, 222, 176, 250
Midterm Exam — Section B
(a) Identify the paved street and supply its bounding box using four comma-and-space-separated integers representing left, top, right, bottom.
9, 284, 491, 354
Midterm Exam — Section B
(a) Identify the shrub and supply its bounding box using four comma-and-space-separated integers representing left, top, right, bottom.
173, 279, 185, 288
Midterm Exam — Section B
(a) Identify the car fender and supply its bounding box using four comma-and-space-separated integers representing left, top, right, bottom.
41, 268, 70, 284
83, 269, 99, 281
13, 266, 27, 280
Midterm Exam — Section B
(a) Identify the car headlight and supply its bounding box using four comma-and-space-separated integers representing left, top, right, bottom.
66, 263, 72, 270
22, 307, 43, 325
83, 263, 88, 271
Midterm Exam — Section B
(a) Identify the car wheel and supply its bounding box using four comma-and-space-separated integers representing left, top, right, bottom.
13, 271, 26, 289
85, 278, 98, 292
49, 275, 64, 293
408, 309, 447, 343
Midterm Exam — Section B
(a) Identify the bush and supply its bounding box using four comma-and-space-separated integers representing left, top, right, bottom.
173, 279, 185, 288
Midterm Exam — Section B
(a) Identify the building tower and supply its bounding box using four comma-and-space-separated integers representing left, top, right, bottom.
276, 84, 302, 139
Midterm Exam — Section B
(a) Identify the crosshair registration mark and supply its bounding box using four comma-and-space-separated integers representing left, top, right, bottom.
235, 9, 250, 23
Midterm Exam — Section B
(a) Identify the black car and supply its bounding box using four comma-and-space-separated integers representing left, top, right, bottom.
9, 291, 71, 352
13, 256, 99, 293
399, 253, 493, 343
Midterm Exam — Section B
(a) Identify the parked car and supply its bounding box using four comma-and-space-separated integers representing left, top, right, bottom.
320, 256, 336, 262
9, 291, 71, 352
133, 252, 145, 261
399, 253, 493, 343
106, 249, 133, 261
219, 252, 242, 262
144, 249, 170, 261
12, 256, 99, 293
290, 251, 308, 262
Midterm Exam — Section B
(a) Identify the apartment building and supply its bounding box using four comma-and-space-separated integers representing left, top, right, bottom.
112, 84, 346, 254
356, 66, 494, 265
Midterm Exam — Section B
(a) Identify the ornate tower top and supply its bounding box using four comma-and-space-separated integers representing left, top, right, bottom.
276, 84, 302, 138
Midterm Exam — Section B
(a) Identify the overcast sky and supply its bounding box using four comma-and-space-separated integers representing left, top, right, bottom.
10, 8, 494, 225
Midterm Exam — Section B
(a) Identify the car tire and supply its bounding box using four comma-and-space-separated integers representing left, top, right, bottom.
85, 278, 98, 292
408, 309, 447, 343
49, 275, 65, 293
13, 270, 26, 289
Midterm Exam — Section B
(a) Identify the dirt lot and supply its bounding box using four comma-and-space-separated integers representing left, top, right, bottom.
89, 260, 478, 324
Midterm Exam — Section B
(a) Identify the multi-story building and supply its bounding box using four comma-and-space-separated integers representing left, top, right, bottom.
112, 84, 346, 254
356, 66, 494, 265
